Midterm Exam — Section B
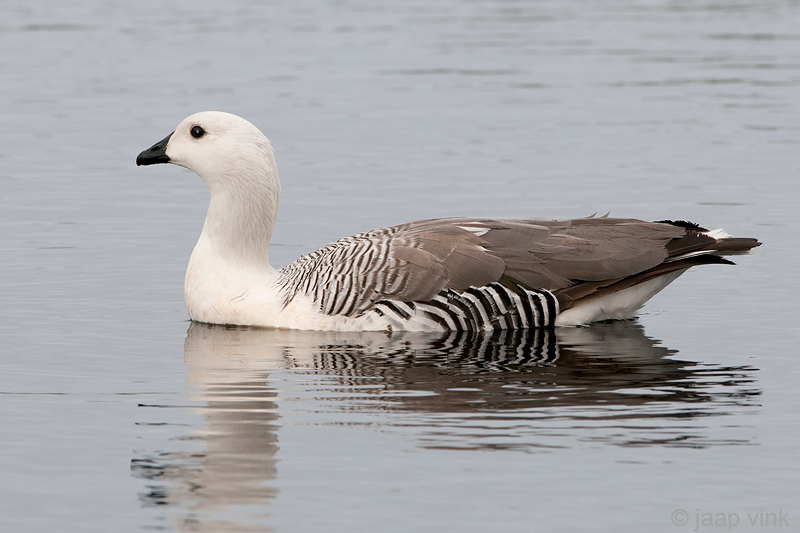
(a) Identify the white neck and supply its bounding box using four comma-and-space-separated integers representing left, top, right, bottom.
184, 147, 283, 325
199, 175, 279, 269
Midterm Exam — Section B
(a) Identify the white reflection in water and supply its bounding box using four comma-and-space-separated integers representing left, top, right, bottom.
132, 337, 281, 532
132, 321, 759, 529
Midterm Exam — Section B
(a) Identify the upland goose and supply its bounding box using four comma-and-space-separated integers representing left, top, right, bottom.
137, 111, 760, 331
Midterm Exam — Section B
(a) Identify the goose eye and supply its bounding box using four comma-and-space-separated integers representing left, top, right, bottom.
190, 125, 206, 139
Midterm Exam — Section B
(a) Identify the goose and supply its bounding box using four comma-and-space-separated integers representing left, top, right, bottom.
136, 111, 760, 331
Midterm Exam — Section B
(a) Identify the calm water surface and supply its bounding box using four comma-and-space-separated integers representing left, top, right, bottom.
1, 1, 798, 532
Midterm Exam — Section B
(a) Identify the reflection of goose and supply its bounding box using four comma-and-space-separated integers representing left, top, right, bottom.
279, 320, 760, 415
183, 322, 758, 441
131, 322, 759, 527
132, 329, 281, 532
137, 111, 759, 330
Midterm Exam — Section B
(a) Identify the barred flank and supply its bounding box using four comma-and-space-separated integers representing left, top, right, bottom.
275, 226, 560, 329
372, 282, 559, 330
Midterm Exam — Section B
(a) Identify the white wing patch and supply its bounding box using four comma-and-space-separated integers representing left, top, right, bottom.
457, 225, 490, 237
705, 228, 732, 240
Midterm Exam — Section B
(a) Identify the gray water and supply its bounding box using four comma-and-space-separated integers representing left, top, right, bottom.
1, 1, 798, 532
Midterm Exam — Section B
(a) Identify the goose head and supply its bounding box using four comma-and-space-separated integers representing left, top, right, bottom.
136, 111, 280, 199
137, 111, 281, 267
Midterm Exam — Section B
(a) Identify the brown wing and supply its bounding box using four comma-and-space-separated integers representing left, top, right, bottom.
279, 216, 758, 316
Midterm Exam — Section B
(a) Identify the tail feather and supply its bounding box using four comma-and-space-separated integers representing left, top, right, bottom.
556, 222, 760, 312
708, 236, 761, 255
659, 219, 761, 259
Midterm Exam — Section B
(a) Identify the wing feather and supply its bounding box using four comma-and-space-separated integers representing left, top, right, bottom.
277, 216, 753, 316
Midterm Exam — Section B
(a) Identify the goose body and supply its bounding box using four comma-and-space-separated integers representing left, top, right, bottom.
137, 111, 760, 331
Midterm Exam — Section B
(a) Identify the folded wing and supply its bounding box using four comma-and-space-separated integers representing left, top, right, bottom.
277, 216, 760, 317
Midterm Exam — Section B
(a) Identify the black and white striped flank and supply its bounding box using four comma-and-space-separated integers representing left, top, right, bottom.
370, 283, 559, 331
276, 226, 406, 317
276, 226, 560, 330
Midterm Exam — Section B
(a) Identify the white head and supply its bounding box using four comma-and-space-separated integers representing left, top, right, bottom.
138, 110, 279, 195
138, 111, 281, 266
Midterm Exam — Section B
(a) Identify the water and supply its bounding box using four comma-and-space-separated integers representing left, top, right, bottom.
1, 1, 798, 532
